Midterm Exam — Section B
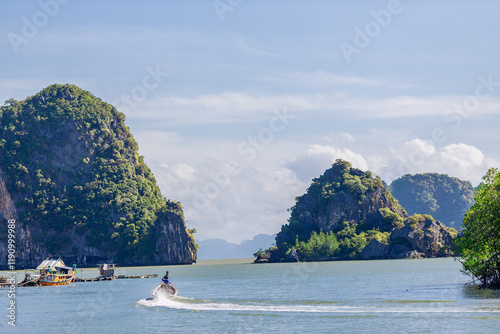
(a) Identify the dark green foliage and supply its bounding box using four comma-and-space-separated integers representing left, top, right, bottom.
365, 229, 390, 245
407, 214, 435, 230
390, 173, 475, 227
0, 84, 190, 262
305, 160, 383, 206
380, 208, 405, 230
286, 226, 384, 261
294, 230, 340, 261
455, 168, 500, 288
270, 160, 395, 261
253, 248, 267, 258
446, 227, 458, 239
335, 222, 368, 259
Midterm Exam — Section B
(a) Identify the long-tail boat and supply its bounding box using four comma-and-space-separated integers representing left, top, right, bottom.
36, 258, 75, 286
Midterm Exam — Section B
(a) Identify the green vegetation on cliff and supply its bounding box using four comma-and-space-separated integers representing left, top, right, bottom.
305, 159, 383, 204
255, 160, 456, 263
455, 168, 500, 288
259, 160, 405, 262
290, 223, 388, 261
390, 173, 475, 227
0, 84, 196, 264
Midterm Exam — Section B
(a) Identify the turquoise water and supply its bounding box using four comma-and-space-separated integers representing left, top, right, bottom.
2, 258, 500, 333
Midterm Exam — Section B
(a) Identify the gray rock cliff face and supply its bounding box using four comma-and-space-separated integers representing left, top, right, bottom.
278, 187, 407, 246
390, 218, 454, 258
0, 167, 48, 268
284, 247, 300, 262
361, 217, 455, 260
0, 170, 16, 220
154, 210, 197, 265
362, 239, 389, 260
0, 167, 196, 268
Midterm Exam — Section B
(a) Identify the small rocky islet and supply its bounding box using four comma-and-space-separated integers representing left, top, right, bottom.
255, 160, 459, 263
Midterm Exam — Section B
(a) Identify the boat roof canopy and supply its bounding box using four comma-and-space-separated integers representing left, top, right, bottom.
55, 266, 74, 271
36, 258, 67, 270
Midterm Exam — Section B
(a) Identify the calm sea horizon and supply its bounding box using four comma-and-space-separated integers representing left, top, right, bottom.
2, 257, 500, 333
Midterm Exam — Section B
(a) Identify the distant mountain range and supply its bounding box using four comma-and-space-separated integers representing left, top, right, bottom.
196, 234, 276, 260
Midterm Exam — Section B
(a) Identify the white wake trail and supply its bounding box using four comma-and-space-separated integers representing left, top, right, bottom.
137, 295, 500, 314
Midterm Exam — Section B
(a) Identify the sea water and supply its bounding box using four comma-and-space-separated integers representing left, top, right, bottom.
1, 258, 500, 333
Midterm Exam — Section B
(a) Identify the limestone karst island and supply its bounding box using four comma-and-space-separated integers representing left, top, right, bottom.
0, 84, 196, 269
254, 160, 462, 263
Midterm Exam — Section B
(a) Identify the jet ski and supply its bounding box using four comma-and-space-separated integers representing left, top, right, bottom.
152, 282, 178, 299
152, 270, 177, 299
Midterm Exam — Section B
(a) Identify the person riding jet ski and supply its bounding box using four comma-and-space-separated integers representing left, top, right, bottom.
162, 271, 169, 284
152, 270, 178, 299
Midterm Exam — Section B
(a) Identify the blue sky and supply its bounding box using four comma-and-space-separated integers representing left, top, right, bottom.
2, 0, 500, 242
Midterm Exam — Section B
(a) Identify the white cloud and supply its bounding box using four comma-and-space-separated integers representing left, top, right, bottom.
322, 132, 357, 146
257, 71, 389, 87
340, 132, 356, 143
341, 95, 500, 119
405, 138, 436, 155
376, 139, 489, 185
135, 128, 495, 243
285, 140, 492, 187
162, 159, 302, 243
124, 92, 500, 125
440, 143, 484, 169
126, 93, 315, 124
134, 130, 305, 243
169, 163, 197, 182
286, 144, 368, 182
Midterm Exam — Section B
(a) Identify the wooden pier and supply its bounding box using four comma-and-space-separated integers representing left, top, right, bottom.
74, 274, 158, 282
0, 262, 158, 287
73, 263, 158, 282
0, 273, 158, 287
